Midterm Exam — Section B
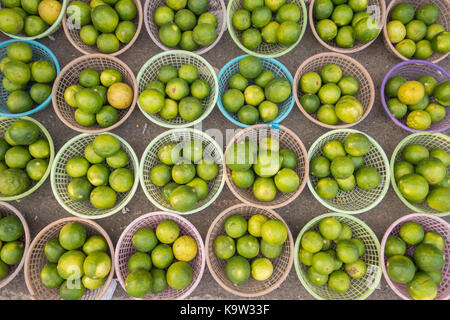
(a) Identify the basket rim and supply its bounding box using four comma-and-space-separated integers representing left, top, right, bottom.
382, 0, 450, 64
226, 0, 308, 58
0, 116, 55, 201
51, 53, 138, 134
223, 123, 309, 209
293, 52, 376, 129
50, 132, 140, 219
204, 203, 295, 297
114, 211, 206, 300
135, 50, 219, 129
24, 216, 115, 300
389, 132, 450, 217
139, 128, 225, 215
380, 59, 450, 134
62, 0, 144, 57
293, 212, 382, 300
306, 129, 391, 214
379, 213, 450, 300
216, 54, 295, 128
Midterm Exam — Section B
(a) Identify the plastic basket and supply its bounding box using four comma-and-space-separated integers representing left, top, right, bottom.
380, 60, 450, 133
63, 0, 143, 56
293, 52, 375, 129
205, 203, 294, 297
390, 132, 450, 217
140, 128, 224, 215
382, 0, 450, 64
381, 213, 450, 300
144, 0, 227, 55
115, 211, 206, 300
0, 39, 60, 117
307, 129, 390, 214
24, 217, 115, 300
51, 54, 137, 133
50, 132, 139, 219
224, 124, 308, 209
309, 0, 386, 53
217, 54, 295, 128
136, 50, 218, 129
0, 116, 55, 201
227, 0, 307, 58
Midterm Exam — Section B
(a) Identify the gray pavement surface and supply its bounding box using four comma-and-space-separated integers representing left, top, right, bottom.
0, 0, 449, 300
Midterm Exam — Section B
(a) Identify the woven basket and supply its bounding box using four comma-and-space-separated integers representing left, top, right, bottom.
383, 0, 450, 64
307, 129, 390, 214
381, 213, 450, 300
24, 217, 115, 300
217, 54, 295, 128
144, 0, 226, 55
50, 132, 139, 219
293, 52, 375, 129
0, 40, 60, 117
224, 124, 308, 209
115, 211, 206, 300
136, 50, 218, 128
51, 54, 137, 133
227, 0, 307, 58
140, 128, 224, 215
0, 116, 55, 201
63, 0, 143, 56
0, 201, 30, 289
390, 132, 450, 217
380, 60, 450, 133
294, 212, 382, 300
205, 203, 294, 297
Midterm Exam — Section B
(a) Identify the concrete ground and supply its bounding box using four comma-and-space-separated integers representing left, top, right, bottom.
0, 0, 449, 300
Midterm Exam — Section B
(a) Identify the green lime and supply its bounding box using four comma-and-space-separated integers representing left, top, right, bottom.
387, 20, 406, 44
355, 166, 380, 190
225, 255, 250, 286
301, 231, 323, 253
426, 24, 445, 41
75, 109, 96, 127
30, 59, 56, 83
192, 23, 216, 46
213, 235, 236, 260
316, 19, 338, 41
319, 217, 342, 240
331, 4, 353, 27
127, 252, 152, 273
198, 12, 217, 27
6, 91, 33, 114
385, 235, 407, 258
318, 83, 341, 105
407, 272, 437, 300
222, 89, 244, 113
26, 159, 48, 181
3, 61, 30, 85
66, 157, 90, 178
40, 263, 64, 289
313, 0, 333, 20
150, 269, 168, 294
387, 98, 407, 119
154, 6, 174, 27
109, 168, 134, 193
280, 149, 297, 169
229, 73, 248, 91
274, 168, 299, 193
260, 219, 287, 246
416, 4, 440, 26
84, 143, 105, 164
311, 156, 331, 178
182, 139, 204, 163
344, 132, 370, 156
179, 97, 203, 122
258, 101, 278, 123
125, 270, 152, 298
276, 21, 301, 45
92, 134, 121, 158
396, 39, 417, 58
322, 140, 346, 160
399, 221, 425, 245
231, 169, 255, 189
261, 21, 280, 44
172, 235, 198, 262
338, 76, 359, 96
196, 158, 218, 181
330, 156, 354, 179
317, 104, 339, 125
174, 9, 197, 31
300, 72, 322, 94
90, 186, 117, 210
251, 257, 273, 281
242, 28, 262, 49
132, 227, 157, 252
115, 20, 136, 43
75, 88, 103, 114
391, 3, 415, 24
237, 234, 260, 259
171, 162, 195, 184
82, 235, 108, 255
151, 243, 173, 269
67, 178, 92, 202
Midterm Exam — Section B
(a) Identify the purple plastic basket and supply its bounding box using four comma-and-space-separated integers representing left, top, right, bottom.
380, 213, 450, 300
381, 60, 450, 133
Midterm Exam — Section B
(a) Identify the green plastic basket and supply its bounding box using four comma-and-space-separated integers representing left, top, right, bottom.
136, 50, 218, 129
390, 133, 450, 217
0, 117, 54, 201
227, 0, 307, 58
50, 133, 139, 219
294, 212, 382, 300
307, 129, 390, 214
140, 128, 225, 215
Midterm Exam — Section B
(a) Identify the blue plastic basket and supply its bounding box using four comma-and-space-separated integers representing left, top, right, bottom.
217, 54, 295, 128
0, 39, 60, 117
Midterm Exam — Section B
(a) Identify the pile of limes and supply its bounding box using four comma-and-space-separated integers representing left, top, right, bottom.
385, 221, 446, 300
222, 55, 292, 125
311, 133, 381, 199
153, 0, 218, 50
64, 68, 133, 128
0, 0, 62, 36
1, 41, 57, 114
313, 0, 380, 48
0, 119, 51, 197
385, 76, 449, 131
139, 64, 210, 123
67, 0, 138, 54
386, 3, 450, 59
299, 63, 363, 125
0, 214, 26, 281
39, 222, 112, 300
393, 143, 449, 213
226, 137, 300, 202
231, 0, 303, 50
299, 217, 367, 293
125, 220, 197, 297
213, 214, 288, 286
150, 139, 219, 212
65, 134, 134, 210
